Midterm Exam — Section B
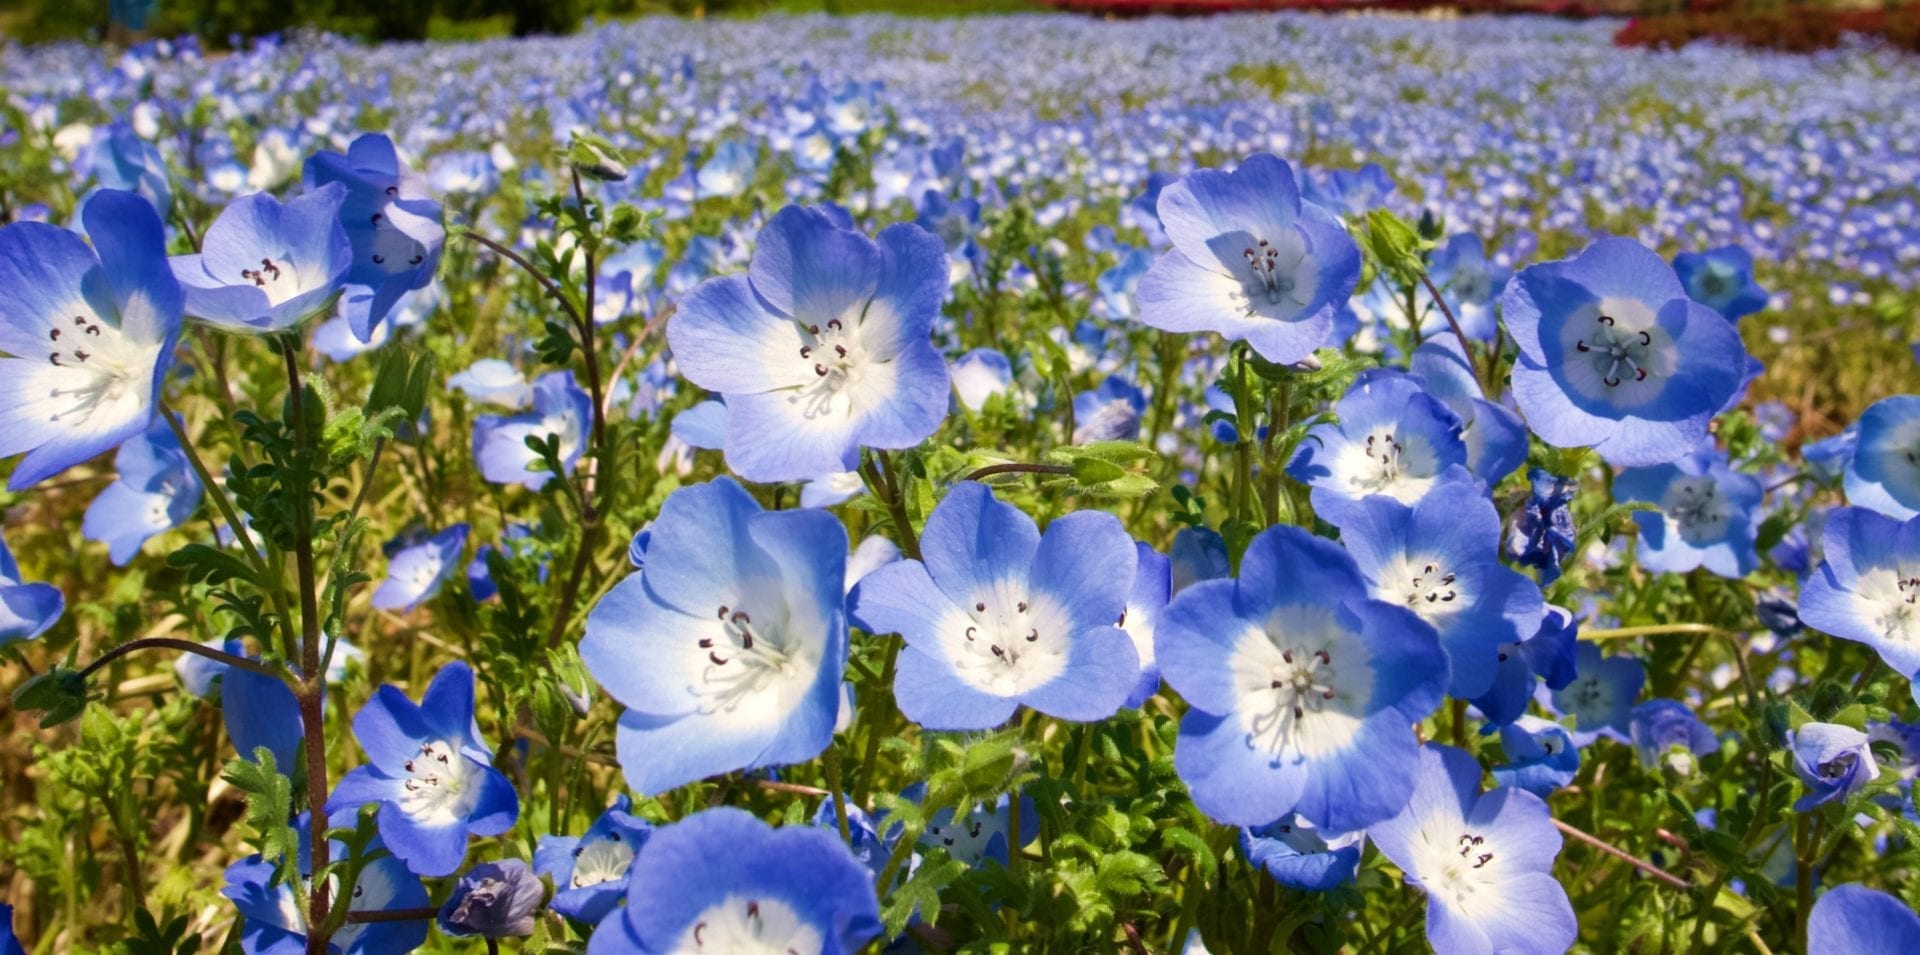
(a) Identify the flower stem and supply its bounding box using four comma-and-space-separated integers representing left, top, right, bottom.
1418, 271, 1482, 383
1551, 818, 1688, 891
279, 337, 333, 955
824, 745, 852, 845
963, 462, 1074, 483
1581, 623, 1729, 642
76, 637, 286, 684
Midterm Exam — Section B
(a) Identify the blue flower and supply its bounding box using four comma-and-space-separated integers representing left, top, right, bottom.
449, 358, 533, 409
1844, 395, 1920, 520
900, 785, 1040, 868
472, 370, 591, 491
951, 348, 1013, 412
809, 794, 894, 884
0, 190, 183, 491
1155, 525, 1447, 830
1790, 722, 1881, 811
1302, 163, 1394, 219
325, 661, 519, 877
1615, 445, 1764, 578
1097, 247, 1153, 321
1135, 153, 1360, 365
81, 419, 202, 565
1628, 699, 1719, 774
0, 530, 64, 645
302, 133, 445, 342
1120, 542, 1171, 708
169, 184, 352, 332
1240, 815, 1364, 892
1491, 716, 1580, 797
1285, 373, 1472, 526
535, 795, 655, 925
585, 807, 881, 955
222, 818, 429, 955
1169, 526, 1230, 593
1331, 480, 1545, 698
438, 859, 545, 938
849, 482, 1139, 730
0, 902, 24, 955
1406, 339, 1528, 484
1506, 469, 1579, 584
1073, 374, 1145, 443
695, 141, 759, 199
1673, 245, 1768, 322
580, 478, 848, 795
1426, 234, 1510, 341
1550, 644, 1645, 743
1502, 238, 1749, 466
1366, 743, 1576, 955
1470, 605, 1579, 728
88, 124, 171, 213
1799, 507, 1920, 680
666, 206, 950, 483
371, 524, 469, 612
1810, 884, 1920, 955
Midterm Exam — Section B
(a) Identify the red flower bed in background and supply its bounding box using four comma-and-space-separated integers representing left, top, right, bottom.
1615, 6, 1920, 54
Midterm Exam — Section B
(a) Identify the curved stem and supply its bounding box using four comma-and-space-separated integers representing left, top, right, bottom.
964, 462, 1073, 483
160, 403, 267, 575
1418, 271, 1482, 382
1552, 818, 1689, 891
1581, 623, 1729, 642
459, 230, 588, 333
77, 637, 286, 684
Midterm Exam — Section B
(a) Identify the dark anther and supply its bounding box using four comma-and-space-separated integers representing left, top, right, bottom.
808, 324, 820, 334
371, 212, 383, 223
1635, 367, 1648, 381
965, 626, 977, 641
73, 350, 89, 362
709, 651, 728, 666
1025, 628, 1038, 642
1497, 652, 1509, 662
827, 318, 843, 330
732, 611, 751, 624
1576, 340, 1590, 352
975, 601, 986, 612
372, 254, 386, 264
699, 637, 714, 648
1638, 330, 1652, 346
1473, 853, 1493, 868
1282, 650, 1294, 663
1292, 705, 1304, 719
717, 605, 730, 618
800, 346, 812, 358
1598, 314, 1615, 325
834, 345, 847, 358
1315, 649, 1331, 664
694, 923, 706, 945
49, 329, 59, 340
1322, 688, 1336, 699
1017, 601, 1028, 612
48, 354, 60, 365
409, 254, 423, 266
1271, 679, 1284, 689
814, 363, 828, 376
1604, 375, 1622, 387
747, 901, 760, 919
991, 645, 1006, 658
384, 185, 398, 196
85, 325, 99, 336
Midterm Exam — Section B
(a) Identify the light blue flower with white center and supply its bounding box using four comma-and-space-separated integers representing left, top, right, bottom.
371, 524, 469, 613
893, 783, 1040, 869
1136, 153, 1361, 365
1503, 238, 1749, 467
580, 478, 848, 796
1366, 743, 1576, 955
1629, 699, 1719, 774
1808, 884, 1920, 955
168, 184, 352, 333
1120, 541, 1171, 708
1615, 444, 1764, 578
1240, 815, 1364, 892
1406, 338, 1528, 484
1548, 643, 1645, 745
0, 190, 183, 491
1673, 245, 1768, 323
1285, 373, 1473, 526
1799, 507, 1920, 680
1154, 524, 1447, 830
1790, 722, 1881, 811
0, 530, 63, 645
1331, 479, 1545, 699
1073, 375, 1145, 443
1491, 716, 1580, 797
666, 206, 951, 483
427, 150, 499, 199
325, 661, 518, 877
1425, 233, 1510, 341
449, 358, 534, 409
81, 418, 201, 565
472, 370, 591, 491
534, 795, 655, 925
586, 807, 881, 955
1302, 163, 1394, 219
695, 141, 758, 199
222, 820, 429, 955
1097, 247, 1153, 321
951, 348, 1013, 412
1844, 395, 1920, 520
850, 482, 1139, 731
302, 133, 445, 342
87, 124, 171, 214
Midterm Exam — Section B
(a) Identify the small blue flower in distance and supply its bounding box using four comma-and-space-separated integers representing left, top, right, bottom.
1507, 469, 1579, 584
535, 795, 655, 925
1805, 423, 1859, 482
585, 807, 881, 955
850, 481, 1139, 731
1492, 716, 1580, 797
1136, 153, 1361, 365
1550, 644, 1645, 744
88, 123, 171, 213
438, 859, 545, 938
1425, 233, 1510, 341
1240, 815, 1364, 892
472, 370, 591, 491
1615, 444, 1764, 578
810, 794, 893, 883
1844, 394, 1920, 519
0, 190, 183, 491
1155, 524, 1447, 830
1471, 604, 1579, 729
82, 419, 202, 565
1168, 526, 1230, 594
325, 660, 519, 877
1808, 884, 1920, 955
1366, 743, 1576, 955
1799, 508, 1920, 681
1073, 374, 1145, 443
695, 141, 759, 199
0, 530, 63, 645
169, 183, 352, 333
580, 478, 848, 795
667, 205, 950, 483
222, 816, 429, 955
1502, 238, 1749, 466
1097, 246, 1152, 321
899, 785, 1040, 868
303, 133, 445, 342
1331, 479, 1545, 699
1790, 722, 1881, 811
1629, 699, 1719, 774
1405, 338, 1528, 484
950, 347, 1013, 412
1285, 373, 1472, 526
1121, 542, 1171, 708
449, 358, 534, 409
371, 523, 469, 612
1302, 163, 1395, 220
1673, 245, 1768, 323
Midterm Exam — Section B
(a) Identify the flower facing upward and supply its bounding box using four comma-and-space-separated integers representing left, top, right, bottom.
1615, 444, 1764, 578
1285, 373, 1472, 526
535, 795, 655, 925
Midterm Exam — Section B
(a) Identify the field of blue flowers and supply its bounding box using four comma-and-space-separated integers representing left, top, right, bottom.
0, 9, 1918, 954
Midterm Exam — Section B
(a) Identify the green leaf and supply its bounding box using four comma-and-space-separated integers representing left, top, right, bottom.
11, 666, 90, 729
1070, 456, 1126, 485
881, 850, 966, 937
223, 749, 302, 874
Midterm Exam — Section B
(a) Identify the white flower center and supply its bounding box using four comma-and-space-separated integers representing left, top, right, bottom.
1408, 825, 1506, 918
791, 317, 869, 420
569, 831, 635, 889
1227, 232, 1319, 316
1338, 427, 1440, 502
691, 603, 802, 715
942, 590, 1069, 696
1661, 476, 1732, 546
1229, 606, 1372, 763
368, 207, 428, 276
677, 896, 822, 955
236, 254, 306, 307
1381, 556, 1465, 622
41, 311, 148, 422
399, 740, 478, 825
1867, 567, 1920, 646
